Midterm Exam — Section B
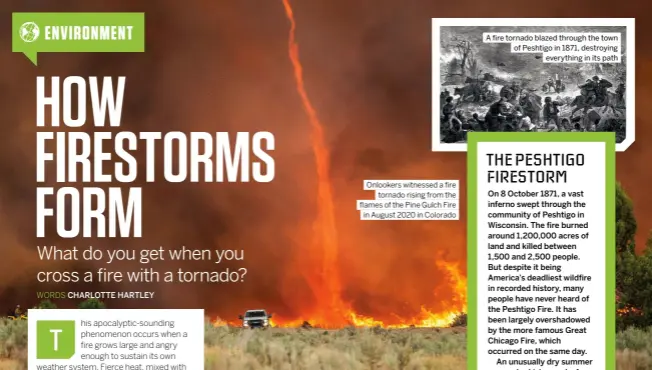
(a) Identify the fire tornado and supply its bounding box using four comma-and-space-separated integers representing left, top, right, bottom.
281, 0, 347, 325
276, 0, 467, 329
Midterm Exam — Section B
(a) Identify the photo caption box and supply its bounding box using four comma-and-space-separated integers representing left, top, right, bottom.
357, 180, 460, 220
467, 132, 615, 370
28, 309, 204, 370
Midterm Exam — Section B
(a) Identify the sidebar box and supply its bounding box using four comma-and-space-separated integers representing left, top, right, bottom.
467, 132, 615, 370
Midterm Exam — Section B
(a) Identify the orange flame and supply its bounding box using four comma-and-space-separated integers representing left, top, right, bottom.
617, 306, 642, 316
213, 259, 466, 328
215, 260, 467, 328
616, 294, 643, 317
281, 0, 347, 324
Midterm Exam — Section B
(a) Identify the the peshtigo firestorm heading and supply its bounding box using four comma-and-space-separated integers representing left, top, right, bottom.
485, 152, 585, 183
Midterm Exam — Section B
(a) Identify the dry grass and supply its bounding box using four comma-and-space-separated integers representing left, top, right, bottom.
1, 319, 651, 369
0, 320, 26, 370
0, 359, 23, 370
203, 325, 466, 369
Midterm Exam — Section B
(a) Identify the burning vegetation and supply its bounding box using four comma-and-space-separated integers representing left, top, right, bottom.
617, 293, 643, 317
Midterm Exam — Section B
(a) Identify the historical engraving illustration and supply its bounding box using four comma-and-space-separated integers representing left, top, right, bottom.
433, 21, 633, 150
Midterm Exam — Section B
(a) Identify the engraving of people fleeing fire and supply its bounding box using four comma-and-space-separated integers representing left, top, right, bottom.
570, 75, 624, 119
541, 75, 565, 94
439, 26, 628, 140
439, 32, 542, 140
565, 47, 627, 127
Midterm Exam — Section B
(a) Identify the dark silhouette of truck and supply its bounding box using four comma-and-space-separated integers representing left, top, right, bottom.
238, 309, 272, 328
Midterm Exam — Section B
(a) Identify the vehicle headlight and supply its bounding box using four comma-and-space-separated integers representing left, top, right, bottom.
264, 319, 268, 325
243, 321, 249, 326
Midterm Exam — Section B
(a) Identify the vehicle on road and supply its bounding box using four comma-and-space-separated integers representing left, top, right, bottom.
238, 309, 272, 328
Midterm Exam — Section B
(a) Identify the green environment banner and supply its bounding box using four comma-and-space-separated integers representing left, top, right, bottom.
12, 12, 145, 65
467, 132, 615, 370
